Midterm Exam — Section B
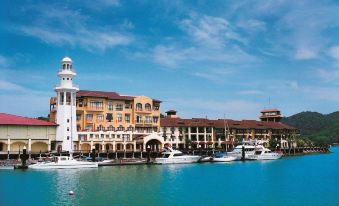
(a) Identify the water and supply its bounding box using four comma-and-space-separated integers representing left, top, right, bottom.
1, 147, 338, 206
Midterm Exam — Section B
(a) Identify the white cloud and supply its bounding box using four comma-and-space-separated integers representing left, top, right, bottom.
16, 5, 133, 52
0, 80, 27, 92
316, 68, 339, 82
295, 48, 317, 60
152, 45, 193, 68
180, 14, 247, 47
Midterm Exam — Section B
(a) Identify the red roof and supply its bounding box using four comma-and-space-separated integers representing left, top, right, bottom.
77, 90, 134, 100
260, 108, 280, 113
0, 113, 57, 126
77, 90, 162, 102
160, 117, 295, 130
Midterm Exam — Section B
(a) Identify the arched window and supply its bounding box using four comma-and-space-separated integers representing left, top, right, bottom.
145, 103, 151, 111
136, 103, 142, 111
107, 125, 114, 131
63, 64, 66, 70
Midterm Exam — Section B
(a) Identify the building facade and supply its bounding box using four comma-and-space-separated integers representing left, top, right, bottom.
0, 113, 57, 154
49, 57, 164, 152
160, 110, 297, 150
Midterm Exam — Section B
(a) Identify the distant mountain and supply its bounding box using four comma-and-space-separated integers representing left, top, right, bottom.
281, 111, 339, 145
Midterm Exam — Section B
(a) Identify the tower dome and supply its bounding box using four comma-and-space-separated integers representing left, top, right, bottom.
61, 56, 72, 63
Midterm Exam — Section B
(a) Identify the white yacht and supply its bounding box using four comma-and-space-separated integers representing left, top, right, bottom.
228, 144, 265, 160
247, 148, 283, 160
211, 152, 237, 162
155, 147, 201, 164
29, 155, 98, 169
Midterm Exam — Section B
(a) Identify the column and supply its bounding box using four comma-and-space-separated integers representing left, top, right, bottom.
143, 143, 146, 152
102, 140, 105, 152
90, 141, 93, 150
113, 141, 116, 151
28, 139, 32, 152
196, 127, 198, 141
204, 127, 207, 142
133, 141, 137, 152
188, 127, 191, 140
48, 139, 51, 151
7, 139, 11, 152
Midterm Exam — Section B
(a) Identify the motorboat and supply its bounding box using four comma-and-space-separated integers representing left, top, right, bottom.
211, 152, 237, 162
155, 147, 201, 164
247, 148, 283, 160
29, 155, 98, 169
227, 144, 265, 160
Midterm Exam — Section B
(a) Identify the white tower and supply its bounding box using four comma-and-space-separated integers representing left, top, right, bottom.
55, 57, 79, 152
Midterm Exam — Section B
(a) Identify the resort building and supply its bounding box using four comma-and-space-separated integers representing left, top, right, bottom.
49, 57, 164, 152
0, 113, 57, 155
160, 110, 297, 150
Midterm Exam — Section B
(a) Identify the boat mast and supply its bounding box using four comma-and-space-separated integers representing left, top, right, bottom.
223, 114, 228, 154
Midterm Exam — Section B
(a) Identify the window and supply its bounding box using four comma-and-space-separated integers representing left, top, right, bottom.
67, 127, 69, 131
86, 114, 93, 121
153, 116, 159, 123
90, 101, 103, 110
127, 126, 133, 131
125, 103, 132, 109
76, 114, 81, 121
67, 136, 70, 140
145, 116, 152, 124
60, 92, 64, 105
96, 114, 104, 122
96, 125, 105, 131
67, 119, 70, 123
66, 92, 71, 105
78, 99, 84, 107
117, 125, 124, 131
136, 115, 142, 123
63, 64, 66, 70
107, 100, 113, 110
154, 104, 160, 110
106, 113, 113, 122
145, 103, 151, 111
117, 113, 122, 122
125, 114, 130, 123
146, 128, 152, 133
85, 125, 93, 131
107, 125, 114, 131
136, 103, 142, 111
116, 103, 123, 111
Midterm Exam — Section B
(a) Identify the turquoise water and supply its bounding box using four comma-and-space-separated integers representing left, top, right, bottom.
1, 147, 338, 206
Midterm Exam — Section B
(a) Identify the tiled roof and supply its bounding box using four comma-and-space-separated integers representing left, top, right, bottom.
160, 117, 295, 130
77, 90, 161, 102
77, 90, 134, 100
260, 108, 280, 113
0, 113, 57, 126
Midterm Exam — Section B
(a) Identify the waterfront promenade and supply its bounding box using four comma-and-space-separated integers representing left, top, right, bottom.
0, 147, 338, 206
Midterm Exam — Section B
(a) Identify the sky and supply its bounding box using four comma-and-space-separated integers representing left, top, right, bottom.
1, 0, 339, 120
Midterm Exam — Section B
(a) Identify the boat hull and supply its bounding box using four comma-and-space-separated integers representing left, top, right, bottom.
211, 156, 237, 162
155, 156, 201, 164
29, 162, 98, 169
247, 154, 283, 160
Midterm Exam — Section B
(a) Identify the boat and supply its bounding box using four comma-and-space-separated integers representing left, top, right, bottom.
29, 155, 98, 169
227, 144, 265, 160
154, 147, 201, 164
211, 152, 237, 162
247, 147, 283, 160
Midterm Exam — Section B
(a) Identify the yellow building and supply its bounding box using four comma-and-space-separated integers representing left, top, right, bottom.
49, 90, 162, 152
0, 113, 57, 155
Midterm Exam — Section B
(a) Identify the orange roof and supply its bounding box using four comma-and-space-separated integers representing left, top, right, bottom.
260, 108, 280, 113
0, 113, 57, 126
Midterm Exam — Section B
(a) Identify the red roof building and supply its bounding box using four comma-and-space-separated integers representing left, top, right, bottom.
0, 113, 57, 126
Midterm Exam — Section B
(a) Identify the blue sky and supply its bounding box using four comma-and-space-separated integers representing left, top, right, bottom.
1, 0, 339, 120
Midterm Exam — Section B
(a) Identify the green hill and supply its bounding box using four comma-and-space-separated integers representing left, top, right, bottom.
281, 111, 339, 145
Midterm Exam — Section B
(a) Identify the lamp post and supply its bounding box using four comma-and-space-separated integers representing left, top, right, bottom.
91, 146, 96, 162
147, 145, 151, 163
